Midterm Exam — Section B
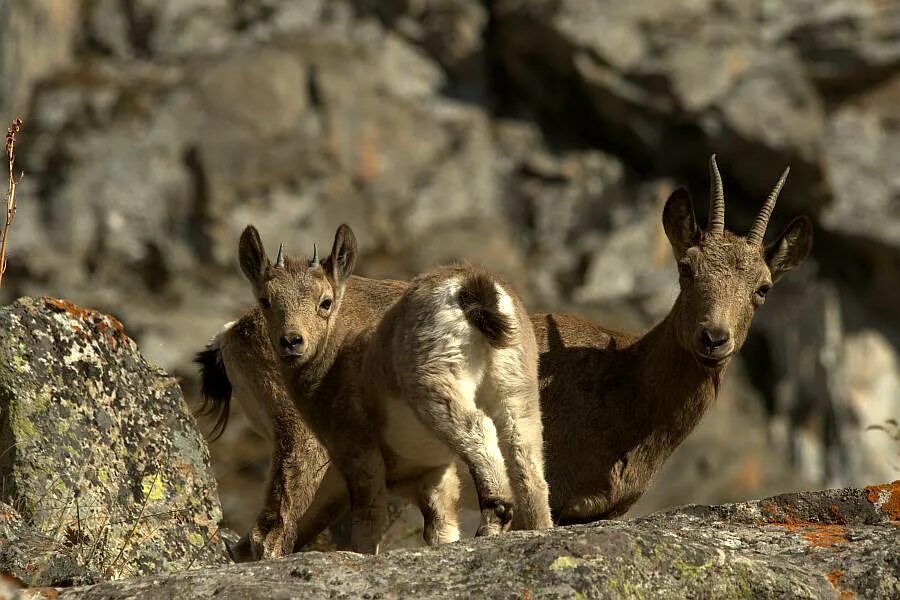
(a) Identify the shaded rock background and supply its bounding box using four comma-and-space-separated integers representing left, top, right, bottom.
0, 298, 230, 585
0, 0, 897, 543
55, 484, 900, 599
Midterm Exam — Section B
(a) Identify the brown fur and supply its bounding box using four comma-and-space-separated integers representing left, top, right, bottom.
538, 169, 812, 524
232, 228, 550, 555
201, 257, 405, 560
198, 158, 812, 554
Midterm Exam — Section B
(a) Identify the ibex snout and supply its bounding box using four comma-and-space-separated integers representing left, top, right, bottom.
278, 331, 306, 357
694, 323, 734, 367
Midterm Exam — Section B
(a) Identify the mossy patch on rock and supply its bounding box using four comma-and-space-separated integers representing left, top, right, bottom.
0, 297, 231, 586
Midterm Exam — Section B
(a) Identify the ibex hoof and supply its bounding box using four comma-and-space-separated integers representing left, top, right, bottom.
245, 523, 290, 561
476, 497, 514, 536
230, 534, 255, 563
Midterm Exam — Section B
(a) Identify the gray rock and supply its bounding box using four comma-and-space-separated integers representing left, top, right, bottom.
490, 0, 896, 204
780, 0, 900, 88
0, 298, 230, 585
57, 484, 900, 599
755, 270, 900, 489
822, 76, 900, 251
0, 0, 78, 118
0, 501, 82, 589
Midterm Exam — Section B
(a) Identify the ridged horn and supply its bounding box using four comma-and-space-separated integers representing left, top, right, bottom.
747, 166, 790, 246
309, 243, 320, 268
275, 242, 285, 268
708, 154, 725, 234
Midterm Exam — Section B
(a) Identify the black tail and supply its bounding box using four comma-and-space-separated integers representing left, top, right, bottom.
193, 344, 232, 441
457, 273, 515, 348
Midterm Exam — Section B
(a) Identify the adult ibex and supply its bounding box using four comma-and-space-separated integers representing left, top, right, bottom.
198, 155, 811, 556
225, 224, 551, 554
539, 156, 811, 522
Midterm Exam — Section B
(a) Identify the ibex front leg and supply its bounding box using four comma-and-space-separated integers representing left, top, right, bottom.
237, 419, 327, 561
291, 463, 351, 551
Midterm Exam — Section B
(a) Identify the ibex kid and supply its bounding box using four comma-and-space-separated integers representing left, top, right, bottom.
235, 224, 552, 553
196, 272, 403, 560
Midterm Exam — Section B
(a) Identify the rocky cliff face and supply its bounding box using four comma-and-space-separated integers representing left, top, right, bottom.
0, 298, 231, 586
0, 0, 897, 536
47, 483, 900, 599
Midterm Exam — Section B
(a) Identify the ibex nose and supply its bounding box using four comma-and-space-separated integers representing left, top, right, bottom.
700, 326, 731, 352
279, 333, 305, 351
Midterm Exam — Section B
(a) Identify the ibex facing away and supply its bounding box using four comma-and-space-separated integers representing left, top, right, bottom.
198, 155, 811, 555
235, 224, 552, 553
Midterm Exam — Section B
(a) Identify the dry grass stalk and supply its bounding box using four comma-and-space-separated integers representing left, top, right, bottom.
1, 117, 23, 289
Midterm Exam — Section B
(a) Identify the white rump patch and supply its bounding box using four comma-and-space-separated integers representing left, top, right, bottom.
427, 277, 487, 384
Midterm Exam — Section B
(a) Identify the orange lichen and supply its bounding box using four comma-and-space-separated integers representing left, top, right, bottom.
43, 297, 130, 348
826, 570, 854, 599
44, 297, 96, 320
760, 500, 848, 548
865, 481, 900, 523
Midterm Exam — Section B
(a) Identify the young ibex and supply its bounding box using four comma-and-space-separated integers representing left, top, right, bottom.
196, 273, 404, 560
198, 155, 811, 555
232, 224, 551, 554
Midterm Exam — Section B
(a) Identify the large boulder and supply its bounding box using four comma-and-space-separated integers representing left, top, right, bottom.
0, 297, 230, 586
57, 483, 900, 599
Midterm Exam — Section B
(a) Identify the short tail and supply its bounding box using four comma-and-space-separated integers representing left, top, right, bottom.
457, 273, 515, 348
193, 333, 232, 441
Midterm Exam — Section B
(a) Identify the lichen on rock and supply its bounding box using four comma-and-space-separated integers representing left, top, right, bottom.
53, 484, 900, 599
0, 297, 231, 586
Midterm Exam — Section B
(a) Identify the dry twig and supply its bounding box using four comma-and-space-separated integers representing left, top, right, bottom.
1, 117, 23, 289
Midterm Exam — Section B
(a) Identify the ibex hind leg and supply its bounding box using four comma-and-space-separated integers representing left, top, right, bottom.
483, 351, 553, 530
414, 462, 462, 545
409, 380, 513, 537
343, 450, 389, 555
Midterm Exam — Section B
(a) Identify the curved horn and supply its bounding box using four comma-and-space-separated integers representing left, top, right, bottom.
747, 166, 790, 246
708, 154, 725, 234
309, 243, 320, 268
275, 242, 285, 268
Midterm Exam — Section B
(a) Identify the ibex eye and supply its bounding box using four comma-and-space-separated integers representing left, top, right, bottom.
259, 297, 271, 309
319, 298, 333, 311
753, 285, 771, 305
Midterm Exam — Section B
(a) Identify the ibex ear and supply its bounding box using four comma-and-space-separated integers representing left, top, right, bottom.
325, 224, 357, 290
238, 225, 270, 288
663, 187, 700, 258
765, 216, 813, 282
